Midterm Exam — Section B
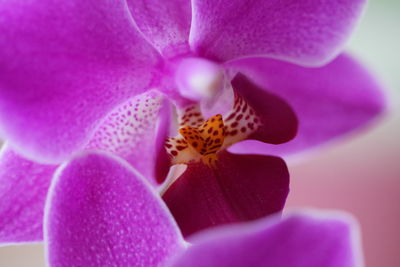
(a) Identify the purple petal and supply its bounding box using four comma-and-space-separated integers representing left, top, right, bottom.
154, 101, 174, 184
0, 0, 161, 163
85, 90, 171, 185
0, 145, 56, 244
190, 0, 366, 66
163, 151, 289, 237
231, 73, 298, 145
126, 0, 192, 58
226, 54, 385, 156
168, 211, 363, 267
45, 152, 183, 266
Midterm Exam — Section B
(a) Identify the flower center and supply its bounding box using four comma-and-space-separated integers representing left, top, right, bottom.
175, 57, 224, 101
177, 114, 225, 167
165, 92, 263, 167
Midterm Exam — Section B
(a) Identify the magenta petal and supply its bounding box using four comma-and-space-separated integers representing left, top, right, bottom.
154, 101, 174, 184
45, 152, 183, 266
85, 91, 171, 185
227, 54, 386, 156
0, 145, 56, 244
231, 74, 298, 144
190, 0, 366, 66
169, 211, 363, 267
0, 0, 161, 163
163, 152, 289, 237
126, 0, 191, 57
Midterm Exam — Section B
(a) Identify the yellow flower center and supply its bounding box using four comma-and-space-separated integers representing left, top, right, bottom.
165, 92, 263, 167
178, 114, 225, 167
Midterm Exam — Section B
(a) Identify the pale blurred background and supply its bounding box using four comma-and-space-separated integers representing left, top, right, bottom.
1, 0, 399, 266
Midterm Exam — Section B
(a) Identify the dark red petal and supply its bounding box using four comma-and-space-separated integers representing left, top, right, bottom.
227, 54, 385, 156
162, 151, 289, 237
231, 73, 298, 144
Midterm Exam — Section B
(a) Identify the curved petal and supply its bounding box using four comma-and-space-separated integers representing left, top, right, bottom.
0, 144, 56, 244
163, 151, 289, 237
155, 101, 174, 184
226, 54, 386, 156
168, 211, 363, 267
0, 0, 161, 164
45, 152, 184, 267
85, 90, 171, 185
126, 0, 192, 57
190, 0, 366, 66
230, 73, 298, 145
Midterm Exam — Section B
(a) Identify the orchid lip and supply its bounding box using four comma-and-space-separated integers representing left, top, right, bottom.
165, 90, 262, 167
176, 114, 225, 167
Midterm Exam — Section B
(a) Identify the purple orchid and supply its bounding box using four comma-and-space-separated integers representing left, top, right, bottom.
0, 0, 385, 247
45, 151, 363, 267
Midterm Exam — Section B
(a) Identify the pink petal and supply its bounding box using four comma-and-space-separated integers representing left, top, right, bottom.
154, 101, 174, 184
0, 0, 161, 164
231, 73, 298, 145
168, 211, 363, 267
126, 0, 192, 57
45, 152, 183, 266
190, 0, 366, 66
85, 90, 171, 185
163, 151, 289, 237
0, 145, 56, 244
226, 54, 386, 156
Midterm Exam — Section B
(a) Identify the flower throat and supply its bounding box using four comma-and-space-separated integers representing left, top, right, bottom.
165, 92, 262, 167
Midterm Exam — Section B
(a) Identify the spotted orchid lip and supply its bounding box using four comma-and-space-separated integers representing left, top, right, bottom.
177, 114, 225, 167
165, 90, 262, 167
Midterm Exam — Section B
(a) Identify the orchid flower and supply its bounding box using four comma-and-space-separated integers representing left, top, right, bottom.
45, 151, 363, 267
0, 0, 385, 244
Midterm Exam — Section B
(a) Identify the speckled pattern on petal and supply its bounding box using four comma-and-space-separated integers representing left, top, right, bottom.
85, 90, 168, 184
226, 54, 386, 156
